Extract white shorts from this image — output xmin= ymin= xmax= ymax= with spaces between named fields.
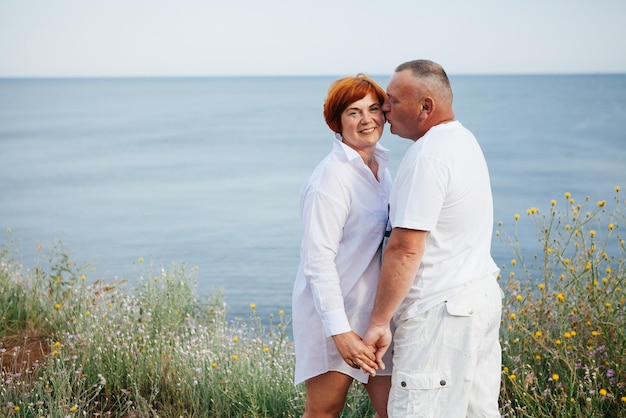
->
xmin=388 ymin=277 xmax=503 ymax=418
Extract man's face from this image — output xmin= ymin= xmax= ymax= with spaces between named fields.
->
xmin=382 ymin=70 xmax=424 ymax=141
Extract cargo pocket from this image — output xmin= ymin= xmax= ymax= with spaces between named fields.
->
xmin=442 ymin=292 xmax=485 ymax=355
xmin=390 ymin=369 xmax=452 ymax=417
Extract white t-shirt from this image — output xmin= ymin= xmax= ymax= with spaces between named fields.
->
xmin=390 ymin=121 xmax=499 ymax=321
xmin=292 ymin=137 xmax=392 ymax=384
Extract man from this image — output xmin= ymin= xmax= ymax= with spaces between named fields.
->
xmin=363 ymin=60 xmax=503 ymax=417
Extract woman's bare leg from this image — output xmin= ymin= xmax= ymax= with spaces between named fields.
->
xmin=303 ymin=371 xmax=353 ymax=418
xmin=364 ymin=375 xmax=392 ymax=418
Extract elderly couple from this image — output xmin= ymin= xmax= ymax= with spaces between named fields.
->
xmin=292 ymin=60 xmax=503 ymax=418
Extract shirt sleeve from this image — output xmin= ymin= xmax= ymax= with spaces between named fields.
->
xmin=300 ymin=188 xmax=352 ymax=337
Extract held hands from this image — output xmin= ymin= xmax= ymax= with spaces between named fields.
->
xmin=362 ymin=323 xmax=392 ymax=371
xmin=332 ymin=331 xmax=379 ymax=376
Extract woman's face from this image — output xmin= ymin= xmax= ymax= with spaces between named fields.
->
xmin=339 ymin=92 xmax=385 ymax=153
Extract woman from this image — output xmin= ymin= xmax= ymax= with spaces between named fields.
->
xmin=292 ymin=74 xmax=392 ymax=418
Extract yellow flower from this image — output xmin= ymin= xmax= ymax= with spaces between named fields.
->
xmin=608 ymin=223 xmax=614 ymax=230
xmin=564 ymin=332 xmax=571 ymax=339
xmin=557 ymin=293 xmax=565 ymax=302
xmin=615 ymin=186 xmax=621 ymax=192
xmin=53 ymin=350 xmax=59 ymax=355
xmin=585 ymin=261 xmax=591 ymax=270
xmin=621 ymin=396 xmax=626 ymax=403
xmin=55 ymin=303 xmax=61 ymax=310
xmin=592 ymin=331 xmax=599 ymax=337
xmin=86 ymin=311 xmax=91 ymax=317
xmin=555 ymin=339 xmax=561 ymax=345
xmin=211 ymin=362 xmax=217 ymax=368
xmin=509 ymin=374 xmax=516 ymax=381
xmin=279 ymin=310 xmax=284 ymax=316
xmin=81 ymin=275 xmax=86 ymax=281
xmin=565 ymin=192 xmax=571 ymax=199
xmin=565 ymin=224 xmax=571 ymax=230
xmin=233 ymin=336 xmax=239 ymax=343
xmin=510 ymin=313 xmax=516 ymax=320
xmin=514 ymin=214 xmax=520 ymax=221
xmin=232 ymin=354 xmax=238 ymax=360
xmin=539 ymin=284 xmax=545 ymax=290
xmin=516 ymin=295 xmax=522 ymax=301
xmin=503 ymin=366 xmax=509 ymax=373
xmin=534 ymin=331 xmax=542 ymax=338
xmin=599 ymin=388 xmax=608 ymax=396
xmin=263 ymin=347 xmax=269 ymax=353
xmin=139 ymin=257 xmax=144 ymax=263
xmin=590 ymin=230 xmax=596 ymax=237
xmin=153 ymin=276 xmax=158 ymax=281
xmin=249 ymin=303 xmax=256 ymax=310
xmin=606 ymin=267 xmax=612 ymax=274
xmin=563 ymin=258 xmax=570 ymax=265
xmin=535 ymin=355 xmax=541 ymax=360
xmin=511 ymin=259 xmax=517 ymax=266
xmin=54 ymin=341 xmax=61 ymax=347
xmin=551 ymin=199 xmax=556 ymax=206
xmin=14 ymin=406 xmax=20 ymax=412
xmin=597 ymin=200 xmax=606 ymax=207
xmin=70 ymin=405 xmax=78 ymax=412
xmin=552 ymin=374 xmax=559 ymax=381
xmin=571 ymin=331 xmax=577 ymax=336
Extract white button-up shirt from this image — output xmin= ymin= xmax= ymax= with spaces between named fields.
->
xmin=292 ymin=137 xmax=391 ymax=384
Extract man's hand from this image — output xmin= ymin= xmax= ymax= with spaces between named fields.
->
xmin=362 ymin=323 xmax=392 ymax=370
xmin=332 ymin=331 xmax=378 ymax=376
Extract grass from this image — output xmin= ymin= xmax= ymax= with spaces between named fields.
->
xmin=1 ymin=187 xmax=624 ymax=417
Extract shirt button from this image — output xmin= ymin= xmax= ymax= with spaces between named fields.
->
xmin=401 ymin=381 xmax=407 ymax=387
xmin=440 ymin=380 xmax=447 ymax=386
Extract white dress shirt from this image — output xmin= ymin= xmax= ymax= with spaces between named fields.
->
xmin=292 ymin=137 xmax=392 ymax=384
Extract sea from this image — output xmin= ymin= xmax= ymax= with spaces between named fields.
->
xmin=1 ymin=74 xmax=625 ymax=322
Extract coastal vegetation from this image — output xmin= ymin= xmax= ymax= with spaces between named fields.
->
xmin=1 ymin=187 xmax=624 ymax=417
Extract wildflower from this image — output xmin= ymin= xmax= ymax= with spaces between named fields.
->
xmin=606 ymin=267 xmax=612 ymax=274
xmin=510 ymin=313 xmax=516 ymax=320
xmin=599 ymin=389 xmax=608 ymax=397
xmin=597 ymin=200 xmax=606 ymax=207
xmin=535 ymin=355 xmax=541 ymax=360
xmin=81 ymin=275 xmax=86 ymax=281
xmin=211 ymin=362 xmax=217 ymax=368
xmin=70 ymin=405 xmax=78 ymax=412
xmin=279 ymin=310 xmax=284 ymax=316
xmin=592 ymin=331 xmax=599 ymax=337
xmin=551 ymin=199 xmax=556 ymax=206
xmin=585 ymin=261 xmax=592 ymax=270
xmin=534 ymin=331 xmax=542 ymax=338
xmin=564 ymin=332 xmax=571 ymax=339
xmin=249 ymin=303 xmax=256 ymax=310
xmin=563 ymin=258 xmax=570 ymax=265
xmin=7 ymin=227 xmax=11 ymax=233
xmin=55 ymin=303 xmax=61 ymax=309
xmin=605 ymin=302 xmax=611 ymax=308
xmin=153 ymin=276 xmax=158 ymax=281
xmin=565 ymin=192 xmax=571 ymax=199
xmin=516 ymin=295 xmax=522 ymax=301
xmin=14 ymin=406 xmax=20 ymax=412
xmin=232 ymin=354 xmax=238 ymax=360
xmin=546 ymin=248 xmax=553 ymax=254
xmin=509 ymin=374 xmax=516 ymax=380
xmin=621 ymin=396 xmax=626 ymax=403
xmin=590 ymin=230 xmax=596 ymax=237
xmin=557 ymin=293 xmax=565 ymax=302
xmin=565 ymin=224 xmax=572 ymax=230
xmin=86 ymin=311 xmax=91 ymax=316
xmin=511 ymin=259 xmax=517 ymax=266
xmin=608 ymin=223 xmax=614 ymax=230
xmin=539 ymin=284 xmax=545 ymax=290
xmin=514 ymin=214 xmax=520 ymax=220
xmin=233 ymin=336 xmax=239 ymax=343
xmin=54 ymin=341 xmax=61 ymax=347
xmin=615 ymin=186 xmax=620 ymax=192
xmin=571 ymin=331 xmax=576 ymax=336
xmin=552 ymin=374 xmax=559 ymax=381
xmin=503 ymin=366 xmax=509 ymax=373
xmin=263 ymin=347 xmax=269 ymax=353
xmin=555 ymin=339 xmax=561 ymax=345
xmin=53 ymin=350 xmax=59 ymax=355
xmin=139 ymin=257 xmax=144 ymax=263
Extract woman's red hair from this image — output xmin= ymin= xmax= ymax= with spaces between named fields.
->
xmin=323 ymin=74 xmax=386 ymax=134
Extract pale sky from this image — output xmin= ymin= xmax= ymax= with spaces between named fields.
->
xmin=1 ymin=0 xmax=625 ymax=78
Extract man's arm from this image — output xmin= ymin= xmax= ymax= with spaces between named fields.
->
xmin=363 ymin=227 xmax=427 ymax=368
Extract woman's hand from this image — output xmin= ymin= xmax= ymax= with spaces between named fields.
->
xmin=332 ymin=331 xmax=378 ymax=376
